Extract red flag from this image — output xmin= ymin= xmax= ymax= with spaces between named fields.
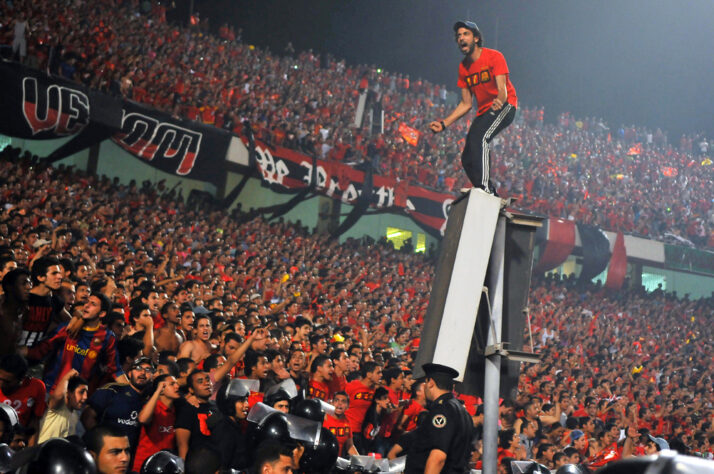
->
xmin=627 ymin=143 xmax=642 ymax=155
xmin=399 ymin=123 xmax=420 ymax=147
xmin=605 ymin=232 xmax=627 ymax=290
xmin=661 ymin=166 xmax=678 ymax=177
xmin=588 ymin=312 xmax=600 ymax=336
xmin=533 ymin=219 xmax=575 ymax=274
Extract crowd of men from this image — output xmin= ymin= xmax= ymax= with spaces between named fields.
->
xmin=0 ymin=143 xmax=712 ymax=473
xmin=1 ymin=0 xmax=714 ymax=473
xmin=3 ymin=0 xmax=714 ymax=250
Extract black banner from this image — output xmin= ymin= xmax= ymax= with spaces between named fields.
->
xmin=0 ymin=63 xmax=229 ymax=185
xmin=110 ymin=101 xmax=230 ymax=185
xmin=578 ymin=223 xmax=611 ymax=282
xmin=0 ymin=62 xmax=117 ymax=139
xmin=0 ymin=63 xmax=455 ymax=234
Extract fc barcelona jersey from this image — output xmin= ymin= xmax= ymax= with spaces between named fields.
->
xmin=28 ymin=323 xmax=123 ymax=393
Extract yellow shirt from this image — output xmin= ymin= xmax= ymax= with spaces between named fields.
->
xmin=37 ymin=402 xmax=79 ymax=443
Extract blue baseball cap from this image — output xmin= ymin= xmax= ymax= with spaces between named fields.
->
xmin=454 ymin=20 xmax=481 ymax=36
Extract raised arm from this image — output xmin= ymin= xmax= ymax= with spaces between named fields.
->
xmin=48 ymin=368 xmax=78 ymax=410
xmin=429 ymin=87 xmax=473 ymax=133
xmin=137 ymin=313 xmax=156 ymax=357
xmin=213 ymin=328 xmax=266 ymax=381
xmin=138 ymin=380 xmax=166 ymax=424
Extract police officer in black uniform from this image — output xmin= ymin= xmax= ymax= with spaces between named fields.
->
xmin=404 ymin=363 xmax=473 ymax=474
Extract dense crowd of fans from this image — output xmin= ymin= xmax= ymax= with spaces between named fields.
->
xmin=3 ymin=0 xmax=714 ymax=250
xmin=2 ymin=1 xmax=714 ymax=473
xmin=0 ymin=143 xmax=712 ymax=473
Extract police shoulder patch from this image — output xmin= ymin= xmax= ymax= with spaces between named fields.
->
xmin=432 ymin=414 xmax=447 ymax=428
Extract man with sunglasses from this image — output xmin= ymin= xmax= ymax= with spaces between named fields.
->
xmin=430 ymin=20 xmax=518 ymax=195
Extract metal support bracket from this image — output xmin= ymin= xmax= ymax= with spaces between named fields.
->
xmin=485 ymin=342 xmax=541 ymax=364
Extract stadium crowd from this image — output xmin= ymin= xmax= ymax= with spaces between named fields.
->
xmin=3 ymin=0 xmax=714 ymax=250
xmin=0 ymin=142 xmax=712 ymax=473
xmin=1 ymin=0 xmax=714 ymax=473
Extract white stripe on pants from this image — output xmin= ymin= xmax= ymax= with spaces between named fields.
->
xmin=480 ymin=104 xmax=513 ymax=189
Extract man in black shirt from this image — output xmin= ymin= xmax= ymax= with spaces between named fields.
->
xmin=0 ymin=268 xmax=31 ymax=355
xmin=81 ymin=357 xmax=154 ymax=452
xmin=175 ymin=369 xmax=216 ymax=460
xmin=22 ymin=257 xmax=68 ymax=347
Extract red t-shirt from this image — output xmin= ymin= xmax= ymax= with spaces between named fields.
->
xmin=457 ymin=48 xmax=518 ymax=116
xmin=401 ymin=399 xmax=425 ymax=432
xmin=323 ymin=413 xmax=352 ymax=456
xmin=345 ymin=380 xmax=374 ymax=433
xmin=381 ymin=387 xmax=401 ymax=438
xmin=0 ymin=377 xmax=47 ymax=426
xmin=498 ymin=447 xmax=516 ymax=463
xmin=308 ymin=379 xmax=330 ymax=401
xmin=248 ymin=391 xmax=264 ymax=409
xmin=132 ymin=399 xmax=176 ymax=472
xmin=327 ymin=373 xmax=346 ymax=399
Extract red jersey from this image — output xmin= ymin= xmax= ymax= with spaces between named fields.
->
xmin=381 ymin=387 xmax=401 ymax=438
xmin=457 ymin=48 xmax=518 ymax=116
xmin=308 ymin=379 xmax=330 ymax=401
xmin=132 ymin=400 xmax=176 ymax=472
xmin=0 ymin=377 xmax=47 ymax=426
xmin=401 ymin=399 xmax=425 ymax=432
xmin=323 ymin=413 xmax=351 ymax=456
xmin=248 ymin=391 xmax=264 ymax=409
xmin=327 ymin=373 xmax=346 ymax=399
xmin=498 ymin=448 xmax=516 ymax=463
xmin=345 ymin=379 xmax=374 ymax=433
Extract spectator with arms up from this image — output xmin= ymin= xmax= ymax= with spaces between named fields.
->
xmin=25 ymin=293 xmax=126 ymax=393
xmin=37 ymin=369 xmax=88 ymax=442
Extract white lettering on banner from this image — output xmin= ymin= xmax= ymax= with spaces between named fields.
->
xmin=326 ymin=178 xmax=340 ymax=197
xmin=299 ymin=161 xmax=327 ymax=189
xmin=255 ymin=147 xmax=288 ymax=184
xmin=318 ymin=167 xmax=327 ymax=188
xmin=375 ymin=186 xmax=394 ymax=208
xmin=342 ymin=184 xmax=358 ymax=203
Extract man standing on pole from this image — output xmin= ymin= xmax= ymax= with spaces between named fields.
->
xmin=430 ymin=20 xmax=518 ymax=195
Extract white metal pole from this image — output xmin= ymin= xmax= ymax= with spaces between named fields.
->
xmin=482 ymin=214 xmax=506 ymax=474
